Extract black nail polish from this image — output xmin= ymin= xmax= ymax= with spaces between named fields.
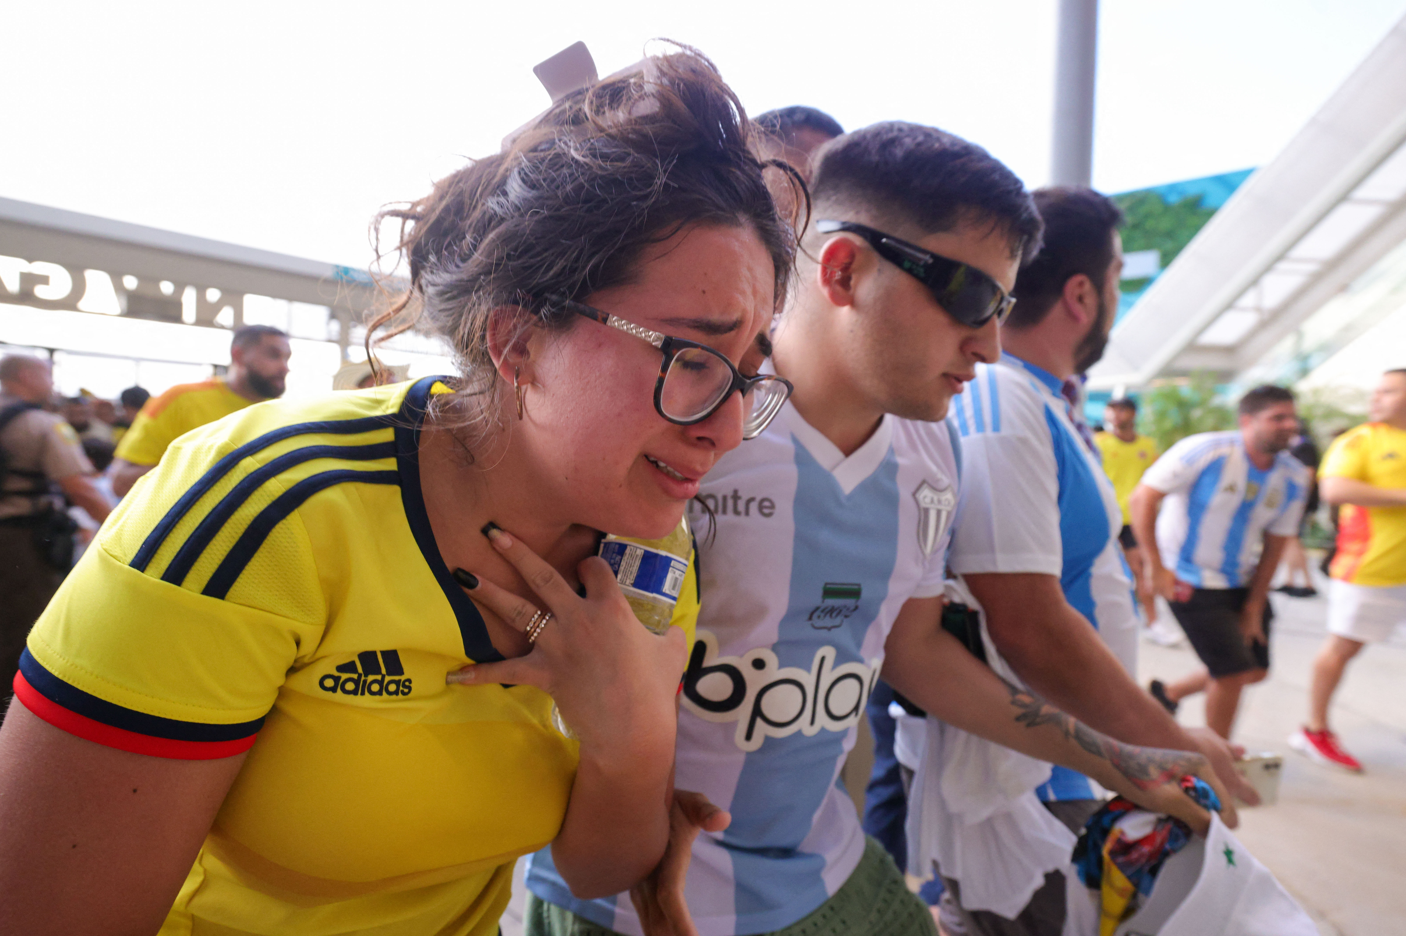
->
xmin=480 ymin=522 xmax=501 ymax=538
xmin=452 ymin=568 xmax=479 ymax=589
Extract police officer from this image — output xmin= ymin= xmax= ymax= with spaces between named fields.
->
xmin=0 ymin=354 xmax=111 ymax=701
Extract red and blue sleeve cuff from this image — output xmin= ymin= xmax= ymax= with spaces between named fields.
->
xmin=14 ymin=649 xmax=264 ymax=760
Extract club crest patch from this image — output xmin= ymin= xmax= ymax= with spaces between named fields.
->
xmin=913 ymin=480 xmax=956 ymax=556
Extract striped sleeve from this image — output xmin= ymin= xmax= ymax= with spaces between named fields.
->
xmin=1269 ymin=462 xmax=1310 ymax=537
xmin=18 ymin=545 xmax=316 ymax=759
xmin=1141 ymin=434 xmax=1223 ymax=494
xmin=21 ymin=404 xmax=401 ymax=759
xmin=948 ymin=374 xmax=1063 ymax=577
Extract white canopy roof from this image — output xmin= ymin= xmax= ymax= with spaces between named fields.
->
xmin=1089 ymin=14 xmax=1406 ymax=390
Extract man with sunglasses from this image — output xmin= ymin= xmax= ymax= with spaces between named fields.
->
xmin=929 ymin=187 xmax=1255 ymax=935
xmin=525 ymin=126 xmax=1232 ymax=936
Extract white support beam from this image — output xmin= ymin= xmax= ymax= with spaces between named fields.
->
xmin=0 ymin=197 xmax=383 ymax=317
xmin=1231 ymin=195 xmax=1406 ymax=373
xmin=1051 ymin=0 xmax=1099 ymax=187
xmin=1164 ymin=346 xmax=1238 ymax=376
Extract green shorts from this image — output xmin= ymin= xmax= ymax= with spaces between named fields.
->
xmin=524 ymin=835 xmax=936 ymax=936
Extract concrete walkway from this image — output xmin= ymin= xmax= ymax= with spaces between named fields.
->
xmin=1139 ymin=574 xmax=1406 ymax=936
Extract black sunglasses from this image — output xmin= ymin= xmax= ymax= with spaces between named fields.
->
xmin=548 ymin=296 xmax=793 ymax=441
xmin=815 ymin=220 xmax=1016 ymax=328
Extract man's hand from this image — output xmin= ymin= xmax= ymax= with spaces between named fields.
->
xmin=1239 ymin=602 xmax=1267 ymax=647
xmin=628 ymin=791 xmax=730 ymax=936
xmin=1185 ymin=726 xmax=1259 ymax=810
xmin=1149 ymin=565 xmax=1181 ymax=603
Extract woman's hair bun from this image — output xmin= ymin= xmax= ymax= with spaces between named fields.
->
xmin=367 ymin=43 xmax=801 ymax=444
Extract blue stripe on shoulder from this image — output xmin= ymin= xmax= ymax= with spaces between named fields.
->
xmin=946 ymin=419 xmax=963 ymax=485
xmin=131 ymin=414 xmax=399 ymax=572
xmin=969 ymin=376 xmax=987 ymax=433
xmin=202 ymin=468 xmax=401 ymax=599
xmin=1178 ymin=435 xmax=1233 ymax=467
xmin=986 ymin=367 xmax=1001 ymax=432
xmin=953 ymin=393 xmax=971 ymax=436
xmin=159 ymin=440 xmax=398 ymax=587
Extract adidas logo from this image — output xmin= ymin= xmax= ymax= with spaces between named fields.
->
xmin=318 ymin=650 xmax=413 ymax=697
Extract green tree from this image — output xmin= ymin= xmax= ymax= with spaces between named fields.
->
xmin=1113 ymin=191 xmax=1220 ymax=293
xmin=1140 ymin=373 xmax=1236 ymax=453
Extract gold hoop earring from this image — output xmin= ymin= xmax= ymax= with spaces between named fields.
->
xmin=513 ymin=366 xmax=524 ymax=421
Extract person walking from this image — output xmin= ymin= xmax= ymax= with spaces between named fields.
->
xmin=935 ymin=187 xmax=1249 ymax=936
xmin=1291 ymin=369 xmax=1406 ymax=772
xmin=1132 ymin=386 xmax=1310 ymax=739
xmin=1095 ymin=397 xmax=1160 ymax=624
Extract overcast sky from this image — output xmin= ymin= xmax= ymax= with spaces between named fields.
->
xmin=4 ymin=0 xmax=1405 ymax=270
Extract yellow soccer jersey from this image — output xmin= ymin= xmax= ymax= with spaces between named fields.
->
xmin=18 ymin=377 xmax=699 ymax=936
xmin=114 ymin=377 xmax=255 ymax=466
xmin=1095 ymin=431 xmax=1159 ymax=525
xmin=1322 ymin=422 xmax=1406 ymax=587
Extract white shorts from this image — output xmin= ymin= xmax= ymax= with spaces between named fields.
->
xmin=1327 ymin=579 xmax=1406 ymax=644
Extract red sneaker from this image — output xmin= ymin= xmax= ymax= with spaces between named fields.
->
xmin=1290 ymin=728 xmax=1364 ymax=772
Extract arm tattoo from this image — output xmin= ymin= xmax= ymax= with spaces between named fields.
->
xmin=999 ymin=677 xmax=1198 ymax=791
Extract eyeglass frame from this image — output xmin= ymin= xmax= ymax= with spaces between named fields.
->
xmin=814 ymin=220 xmax=1017 ymax=328
xmin=544 ymin=294 xmax=794 ymax=440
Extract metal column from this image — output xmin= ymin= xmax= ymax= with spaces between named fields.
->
xmin=1051 ymin=0 xmax=1099 ymax=187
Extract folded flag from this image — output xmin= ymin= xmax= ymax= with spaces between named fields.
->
xmin=1074 ymin=777 xmax=1221 ymax=936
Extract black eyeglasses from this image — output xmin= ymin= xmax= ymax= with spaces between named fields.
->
xmin=815 ymin=220 xmax=1016 ymax=328
xmin=549 ymin=296 xmax=793 ymax=441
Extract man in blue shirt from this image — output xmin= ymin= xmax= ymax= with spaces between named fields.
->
xmin=939 ymin=188 xmax=1255 ymax=935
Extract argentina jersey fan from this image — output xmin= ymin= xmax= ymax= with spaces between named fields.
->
xmin=946 ymin=353 xmax=1138 ymax=803
xmin=527 ymin=400 xmax=961 ymax=936
xmin=16 ymin=377 xmax=697 ymax=936
xmin=1141 ymin=431 xmax=1310 ymax=588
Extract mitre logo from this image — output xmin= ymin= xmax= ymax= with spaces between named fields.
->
xmin=681 ymin=630 xmax=879 ymax=752
xmin=319 ymin=650 xmax=413 ymax=698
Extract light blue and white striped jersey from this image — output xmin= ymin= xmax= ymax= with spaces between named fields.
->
xmin=526 ymin=401 xmax=960 ymax=936
xmin=1142 ymin=431 xmax=1309 ymax=589
xmin=946 ymin=354 xmax=1139 ymax=803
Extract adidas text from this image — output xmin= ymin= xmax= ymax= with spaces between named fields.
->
xmin=319 ymin=650 xmax=413 ymax=698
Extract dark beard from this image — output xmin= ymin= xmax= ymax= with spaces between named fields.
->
xmin=1073 ymin=294 xmax=1114 ymax=374
xmin=245 ymin=370 xmax=285 ymax=400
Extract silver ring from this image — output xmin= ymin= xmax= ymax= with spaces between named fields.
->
xmin=525 ymin=610 xmax=553 ymax=644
